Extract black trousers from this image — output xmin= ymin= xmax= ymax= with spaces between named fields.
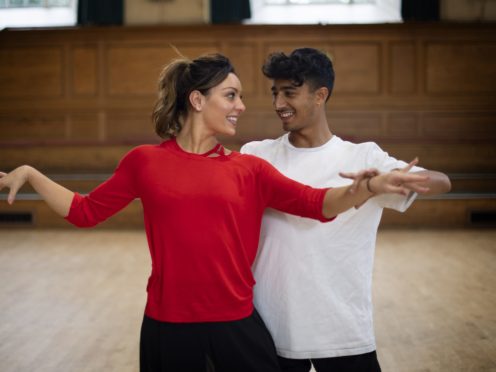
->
xmin=278 ymin=351 xmax=381 ymax=372
xmin=140 ymin=310 xmax=281 ymax=372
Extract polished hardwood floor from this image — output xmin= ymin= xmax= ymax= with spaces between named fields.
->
xmin=0 ymin=229 xmax=495 ymax=372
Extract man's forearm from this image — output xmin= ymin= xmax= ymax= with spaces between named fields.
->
xmin=413 ymin=170 xmax=451 ymax=196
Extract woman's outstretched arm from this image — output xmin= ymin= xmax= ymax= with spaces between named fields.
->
xmin=0 ymin=165 xmax=74 ymax=217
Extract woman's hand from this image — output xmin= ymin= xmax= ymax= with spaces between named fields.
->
xmin=1 ymin=166 xmax=73 ymax=216
xmin=0 ymin=165 xmax=31 ymax=204
xmin=339 ymin=168 xmax=380 ymax=194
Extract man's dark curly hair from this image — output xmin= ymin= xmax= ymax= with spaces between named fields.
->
xmin=262 ymin=48 xmax=335 ymax=101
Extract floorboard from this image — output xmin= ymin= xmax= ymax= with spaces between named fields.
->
xmin=0 ymin=229 xmax=494 ymax=372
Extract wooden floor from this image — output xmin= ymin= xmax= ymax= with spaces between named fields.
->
xmin=0 ymin=229 xmax=495 ymax=372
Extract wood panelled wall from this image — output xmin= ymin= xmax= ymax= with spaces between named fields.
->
xmin=0 ymin=24 xmax=495 ymax=174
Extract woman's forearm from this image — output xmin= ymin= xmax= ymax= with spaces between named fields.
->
xmin=322 ymin=179 xmax=373 ymax=218
xmin=10 ymin=165 xmax=74 ymax=217
xmin=27 ymin=166 xmax=74 ymax=217
xmin=413 ymin=170 xmax=451 ymax=196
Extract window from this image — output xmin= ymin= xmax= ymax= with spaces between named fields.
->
xmin=265 ymin=0 xmax=374 ymax=4
xmin=0 ymin=0 xmax=71 ymax=8
xmin=247 ymin=0 xmax=401 ymax=24
xmin=0 ymin=0 xmax=76 ymax=28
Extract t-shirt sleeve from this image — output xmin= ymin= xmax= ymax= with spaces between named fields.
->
xmin=365 ymin=142 xmax=425 ymax=212
xmin=65 ymin=148 xmax=140 ymax=227
xmin=255 ymin=157 xmax=333 ymax=223
xmin=240 ymin=141 xmax=259 ymax=156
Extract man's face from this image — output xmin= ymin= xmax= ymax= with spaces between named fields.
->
xmin=271 ymin=79 xmax=320 ymax=132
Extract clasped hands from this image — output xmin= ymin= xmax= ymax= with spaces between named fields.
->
xmin=339 ymin=158 xmax=430 ymax=197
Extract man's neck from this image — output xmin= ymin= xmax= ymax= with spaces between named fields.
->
xmin=288 ymin=124 xmax=333 ymax=148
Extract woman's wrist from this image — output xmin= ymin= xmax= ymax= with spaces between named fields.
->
xmin=20 ymin=165 xmax=32 ymax=183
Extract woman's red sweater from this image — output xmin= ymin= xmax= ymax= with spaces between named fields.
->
xmin=66 ymin=139 xmax=331 ymax=323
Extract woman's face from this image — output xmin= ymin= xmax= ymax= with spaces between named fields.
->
xmin=200 ymin=73 xmax=246 ymax=136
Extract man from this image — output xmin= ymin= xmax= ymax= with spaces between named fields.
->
xmin=241 ymin=48 xmax=451 ymax=372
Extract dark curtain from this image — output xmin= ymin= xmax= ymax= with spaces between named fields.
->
xmin=401 ymin=0 xmax=440 ymax=22
xmin=211 ymin=0 xmax=251 ymax=24
xmin=77 ymin=0 xmax=124 ymax=26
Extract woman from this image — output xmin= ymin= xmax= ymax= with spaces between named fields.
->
xmin=0 ymin=54 xmax=428 ymax=372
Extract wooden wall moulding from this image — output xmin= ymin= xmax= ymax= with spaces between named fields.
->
xmin=69 ymin=113 xmax=101 ymax=141
xmin=388 ymin=41 xmax=417 ymax=95
xmin=106 ymin=110 xmax=157 ymax=142
xmin=421 ymin=112 xmax=496 ymax=142
xmin=224 ymin=42 xmax=259 ymax=96
xmin=425 ymin=41 xmax=496 ymax=95
xmin=386 ymin=113 xmax=419 ymax=138
xmin=0 ymin=23 xmax=495 ymax=175
xmin=0 ymin=46 xmax=64 ymax=98
xmin=327 ymin=112 xmax=384 ymax=139
xmin=105 ymin=42 xmax=221 ymax=97
xmin=0 ymin=145 xmax=135 ymax=172
xmin=381 ymin=143 xmax=496 ymax=173
xmin=70 ymin=45 xmax=99 ymax=97
xmin=330 ymin=42 xmax=382 ymax=95
xmin=0 ymin=113 xmax=67 ymax=142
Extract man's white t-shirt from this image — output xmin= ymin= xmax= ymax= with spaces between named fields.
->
xmin=241 ymin=134 xmax=423 ymax=359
